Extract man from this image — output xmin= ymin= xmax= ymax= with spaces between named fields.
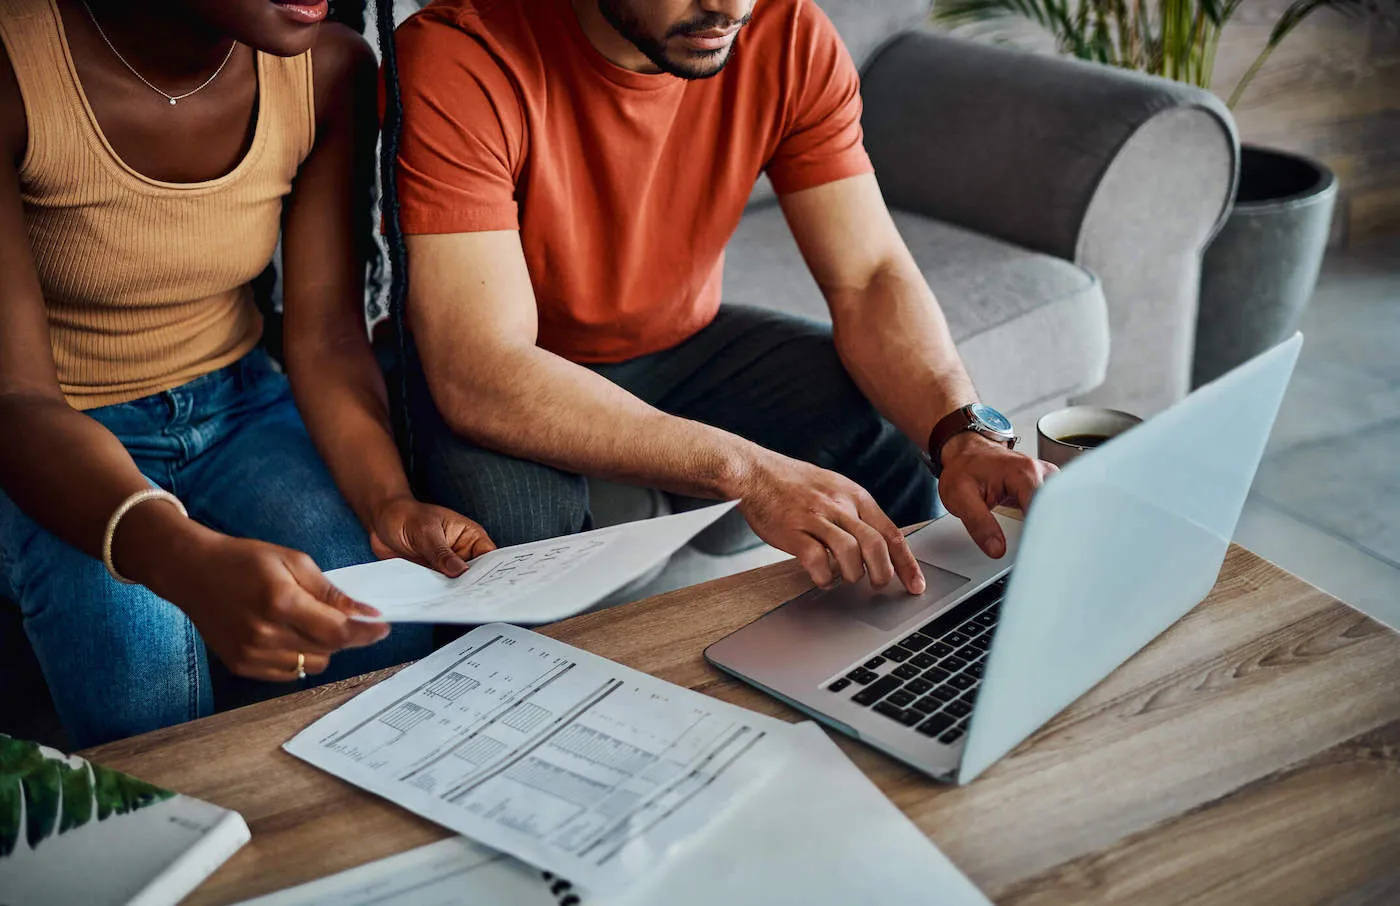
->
xmin=389 ymin=0 xmax=1056 ymax=595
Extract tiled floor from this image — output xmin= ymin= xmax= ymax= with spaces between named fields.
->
xmin=1235 ymin=237 xmax=1400 ymax=631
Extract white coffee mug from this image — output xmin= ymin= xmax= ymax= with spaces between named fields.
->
xmin=1036 ymin=406 xmax=1143 ymax=468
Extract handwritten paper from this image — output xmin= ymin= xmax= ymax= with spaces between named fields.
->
xmin=327 ymin=503 xmax=738 ymax=625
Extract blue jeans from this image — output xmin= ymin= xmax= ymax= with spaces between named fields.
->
xmin=0 ymin=350 xmax=432 ymax=748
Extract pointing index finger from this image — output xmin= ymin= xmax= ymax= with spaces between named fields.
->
xmin=857 ymin=497 xmax=925 ymax=594
xmin=940 ymin=479 xmax=1008 ymax=559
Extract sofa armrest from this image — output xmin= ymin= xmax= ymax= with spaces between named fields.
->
xmin=861 ymin=29 xmax=1238 ymax=415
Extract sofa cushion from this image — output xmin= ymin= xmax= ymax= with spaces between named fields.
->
xmin=721 ymin=205 xmax=1110 ymax=415
xmin=810 ymin=0 xmax=928 ymax=70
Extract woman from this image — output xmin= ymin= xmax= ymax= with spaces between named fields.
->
xmin=0 ymin=0 xmax=494 ymax=748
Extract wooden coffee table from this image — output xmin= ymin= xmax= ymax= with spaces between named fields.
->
xmin=84 ymin=544 xmax=1400 ymax=905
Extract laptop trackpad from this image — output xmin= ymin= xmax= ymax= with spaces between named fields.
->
xmin=805 ymin=561 xmax=971 ymax=631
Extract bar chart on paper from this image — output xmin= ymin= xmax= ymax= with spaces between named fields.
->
xmin=284 ymin=623 xmax=791 ymax=896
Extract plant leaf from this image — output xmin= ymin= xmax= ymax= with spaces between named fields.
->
xmin=0 ymin=775 xmax=19 ymax=858
xmin=92 ymin=763 xmax=173 ymax=822
xmin=1268 ymin=0 xmax=1333 ymax=46
xmin=0 ymin=735 xmax=175 ymax=856
xmin=58 ymin=761 xmax=93 ymax=834
xmin=0 ymin=734 xmax=45 ymax=776
xmin=21 ymin=760 xmax=60 ymax=850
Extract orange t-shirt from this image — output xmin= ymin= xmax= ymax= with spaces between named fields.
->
xmin=393 ymin=0 xmax=873 ymax=363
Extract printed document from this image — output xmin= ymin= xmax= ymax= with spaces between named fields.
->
xmin=327 ymin=502 xmax=738 ymax=624
xmin=233 ymin=837 xmax=555 ymax=906
xmin=255 ymin=723 xmax=989 ymax=906
xmin=282 ymin=623 xmax=791 ymax=898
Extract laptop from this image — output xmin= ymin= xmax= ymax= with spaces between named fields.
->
xmin=705 ymin=335 xmax=1302 ymax=784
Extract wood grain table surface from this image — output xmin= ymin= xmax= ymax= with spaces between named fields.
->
xmin=84 ymin=544 xmax=1400 ymax=905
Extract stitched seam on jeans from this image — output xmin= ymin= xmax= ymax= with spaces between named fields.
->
xmin=186 ymin=616 xmax=201 ymax=721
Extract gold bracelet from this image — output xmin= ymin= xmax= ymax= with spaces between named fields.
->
xmin=102 ymin=488 xmax=188 ymax=585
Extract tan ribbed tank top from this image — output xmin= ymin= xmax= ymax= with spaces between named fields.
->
xmin=0 ymin=0 xmax=315 ymax=409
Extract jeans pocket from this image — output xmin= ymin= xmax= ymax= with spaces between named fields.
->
xmin=0 ymin=486 xmax=47 ymax=605
xmin=0 ymin=498 xmax=17 ymax=601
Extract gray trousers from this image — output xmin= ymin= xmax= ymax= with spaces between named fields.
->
xmin=402 ymin=306 xmax=937 ymax=548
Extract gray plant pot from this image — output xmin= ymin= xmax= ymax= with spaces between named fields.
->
xmin=1192 ymin=145 xmax=1338 ymax=387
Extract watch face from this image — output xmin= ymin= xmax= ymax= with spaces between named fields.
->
xmin=969 ymin=403 xmax=1013 ymax=435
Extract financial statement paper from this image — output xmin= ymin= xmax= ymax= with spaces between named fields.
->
xmin=326 ymin=502 xmax=738 ymax=624
xmin=282 ymin=622 xmax=792 ymax=897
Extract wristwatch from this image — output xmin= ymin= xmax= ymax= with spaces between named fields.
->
xmin=924 ymin=403 xmax=1018 ymax=478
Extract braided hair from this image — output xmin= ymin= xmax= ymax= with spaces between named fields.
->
xmin=326 ymin=0 xmax=389 ymax=330
xmin=326 ymin=1 xmax=366 ymax=32
xmin=254 ymin=1 xmax=387 ymax=368
xmin=328 ymin=0 xmax=412 ymax=472
xmin=372 ymin=0 xmax=415 ymax=473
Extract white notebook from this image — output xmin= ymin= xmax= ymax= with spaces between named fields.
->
xmin=247 ymin=722 xmax=988 ymax=906
xmin=0 ymin=734 xmax=250 ymax=906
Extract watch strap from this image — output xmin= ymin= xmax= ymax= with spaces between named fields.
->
xmin=925 ymin=404 xmax=1014 ymax=478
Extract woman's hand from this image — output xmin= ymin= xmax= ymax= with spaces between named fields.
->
xmin=155 ymin=530 xmax=392 ymax=683
xmin=368 ymin=496 xmax=497 ymax=577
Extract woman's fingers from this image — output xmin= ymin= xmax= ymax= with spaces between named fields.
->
xmin=276 ymin=552 xmax=390 ymax=650
xmin=237 ymin=648 xmax=333 ymax=683
xmin=251 ymin=622 xmax=338 ymax=659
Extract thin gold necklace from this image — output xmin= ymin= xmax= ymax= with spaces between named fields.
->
xmin=80 ymin=1 xmax=238 ymax=106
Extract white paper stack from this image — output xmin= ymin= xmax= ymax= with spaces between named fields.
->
xmin=264 ymin=620 xmax=988 ymax=906
xmin=248 ymin=722 xmax=986 ymax=905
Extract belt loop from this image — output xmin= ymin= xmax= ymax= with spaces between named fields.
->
xmin=236 ymin=347 xmax=261 ymax=395
xmin=165 ymin=386 xmax=191 ymax=425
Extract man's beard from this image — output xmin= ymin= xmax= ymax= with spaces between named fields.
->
xmin=597 ymin=0 xmax=749 ymax=80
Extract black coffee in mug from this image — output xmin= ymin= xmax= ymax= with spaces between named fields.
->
xmin=1058 ymin=433 xmax=1111 ymax=448
xmin=1037 ymin=406 xmax=1143 ymax=467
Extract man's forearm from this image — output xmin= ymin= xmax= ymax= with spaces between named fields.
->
xmin=427 ymin=342 xmax=765 ymax=500
xmin=830 ymin=258 xmax=980 ymax=450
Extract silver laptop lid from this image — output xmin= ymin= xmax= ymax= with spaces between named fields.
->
xmin=958 ymin=335 xmax=1303 ymax=783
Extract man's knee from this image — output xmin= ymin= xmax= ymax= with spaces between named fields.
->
xmin=827 ymin=407 xmax=938 ymax=529
xmin=414 ymin=436 xmax=589 ymax=548
xmin=399 ymin=349 xmax=589 ymax=548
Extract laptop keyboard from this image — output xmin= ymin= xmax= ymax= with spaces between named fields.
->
xmin=825 ymin=575 xmax=1006 ymax=745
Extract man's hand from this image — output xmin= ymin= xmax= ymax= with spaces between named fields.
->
xmin=369 ymin=496 xmax=497 ymax=577
xmin=735 ymin=451 xmax=927 ymax=594
xmin=157 ymin=532 xmax=392 ymax=682
xmin=937 ymin=433 xmax=1057 ymax=558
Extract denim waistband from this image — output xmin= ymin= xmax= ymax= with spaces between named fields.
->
xmin=82 ymin=347 xmax=284 ymax=445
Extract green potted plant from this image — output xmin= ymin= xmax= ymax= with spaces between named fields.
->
xmin=930 ymin=0 xmax=1398 ymax=386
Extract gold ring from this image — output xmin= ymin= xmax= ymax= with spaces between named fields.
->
xmin=296 ymin=651 xmax=307 ymax=680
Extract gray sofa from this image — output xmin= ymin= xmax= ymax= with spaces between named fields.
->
xmin=591 ymin=4 xmax=1239 ymax=594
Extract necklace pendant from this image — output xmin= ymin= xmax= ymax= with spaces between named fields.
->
xmin=169 ymin=98 xmax=177 ymax=106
